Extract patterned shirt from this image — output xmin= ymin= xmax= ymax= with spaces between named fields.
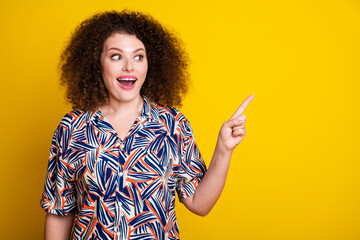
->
xmin=40 ymin=96 xmax=206 ymax=240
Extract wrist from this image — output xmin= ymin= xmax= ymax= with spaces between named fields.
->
xmin=214 ymin=141 xmax=233 ymax=159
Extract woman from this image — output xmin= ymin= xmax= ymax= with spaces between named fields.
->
xmin=41 ymin=10 xmax=253 ymax=240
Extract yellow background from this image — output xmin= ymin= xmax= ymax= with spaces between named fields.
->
xmin=0 ymin=0 xmax=359 ymax=239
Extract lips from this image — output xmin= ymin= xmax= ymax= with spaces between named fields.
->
xmin=117 ymin=75 xmax=137 ymax=89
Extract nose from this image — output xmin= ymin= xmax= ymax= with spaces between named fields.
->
xmin=122 ymin=58 xmax=134 ymax=72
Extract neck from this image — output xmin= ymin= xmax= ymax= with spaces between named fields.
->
xmin=100 ymin=95 xmax=143 ymax=116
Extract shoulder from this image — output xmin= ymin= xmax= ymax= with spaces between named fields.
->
xmin=52 ymin=109 xmax=97 ymax=147
xmin=148 ymin=102 xmax=196 ymax=138
xmin=57 ymin=109 xmax=96 ymax=130
xmin=150 ymin=102 xmax=188 ymax=124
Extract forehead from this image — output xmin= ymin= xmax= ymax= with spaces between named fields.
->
xmin=103 ymin=33 xmax=145 ymax=51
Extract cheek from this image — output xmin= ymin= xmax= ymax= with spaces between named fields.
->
xmin=102 ymin=63 xmax=116 ymax=78
xmin=142 ymin=66 xmax=148 ymax=77
xmin=141 ymin=62 xmax=149 ymax=77
xmin=100 ymin=59 xmax=108 ymax=77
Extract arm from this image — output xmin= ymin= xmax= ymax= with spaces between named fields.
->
xmin=44 ymin=212 xmax=75 ymax=240
xmin=183 ymin=95 xmax=254 ymax=216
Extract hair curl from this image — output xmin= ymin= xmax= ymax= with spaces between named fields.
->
xmin=60 ymin=10 xmax=190 ymax=111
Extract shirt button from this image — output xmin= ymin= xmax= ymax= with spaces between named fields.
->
xmin=119 ymin=172 xmax=123 ymax=177
xmin=117 ymin=232 xmax=121 ymax=236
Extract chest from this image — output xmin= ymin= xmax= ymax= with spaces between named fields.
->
xmin=68 ymin=120 xmax=181 ymax=191
xmin=105 ymin=112 xmax=138 ymax=141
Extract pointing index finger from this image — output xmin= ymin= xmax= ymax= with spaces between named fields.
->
xmin=231 ymin=95 xmax=255 ymax=120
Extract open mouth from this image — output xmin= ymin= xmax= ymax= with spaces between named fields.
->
xmin=117 ymin=77 xmax=137 ymax=87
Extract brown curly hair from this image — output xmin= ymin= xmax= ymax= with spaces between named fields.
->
xmin=59 ymin=10 xmax=190 ymax=110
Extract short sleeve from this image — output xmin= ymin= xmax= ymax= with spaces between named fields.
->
xmin=40 ymin=119 xmax=77 ymax=216
xmin=176 ymin=118 xmax=207 ymax=202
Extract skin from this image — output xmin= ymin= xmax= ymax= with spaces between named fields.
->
xmin=182 ymin=95 xmax=254 ymax=216
xmin=99 ymin=33 xmax=148 ymax=140
xmin=44 ymin=212 xmax=74 ymax=239
xmin=44 ymin=32 xmax=254 ymax=239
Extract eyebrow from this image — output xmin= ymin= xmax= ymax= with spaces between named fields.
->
xmin=108 ymin=47 xmax=145 ymax=53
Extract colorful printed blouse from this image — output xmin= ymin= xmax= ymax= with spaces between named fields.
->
xmin=40 ymin=96 xmax=206 ymax=240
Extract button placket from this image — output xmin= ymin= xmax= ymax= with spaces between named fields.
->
xmin=114 ymin=141 xmax=125 ymax=239
xmin=113 ymin=200 xmax=121 ymax=239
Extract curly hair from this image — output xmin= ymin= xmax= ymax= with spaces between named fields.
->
xmin=59 ymin=10 xmax=190 ymax=110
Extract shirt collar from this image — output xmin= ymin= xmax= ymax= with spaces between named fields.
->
xmin=88 ymin=95 xmax=160 ymax=125
xmin=141 ymin=95 xmax=159 ymax=122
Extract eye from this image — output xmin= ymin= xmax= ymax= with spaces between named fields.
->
xmin=111 ymin=54 xmax=121 ymax=60
xmin=134 ymin=55 xmax=144 ymax=61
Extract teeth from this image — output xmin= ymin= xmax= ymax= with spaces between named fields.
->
xmin=118 ymin=78 xmax=136 ymax=81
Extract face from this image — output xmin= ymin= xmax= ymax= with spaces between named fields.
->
xmin=100 ymin=33 xmax=148 ymax=105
